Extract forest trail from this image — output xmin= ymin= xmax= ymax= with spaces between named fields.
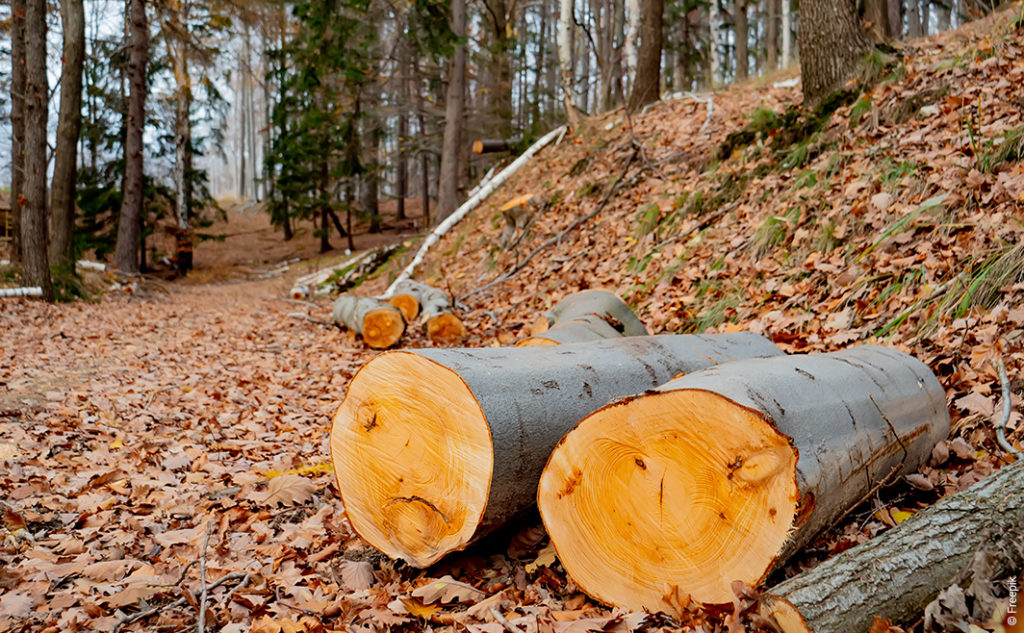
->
xmin=2 ymin=8 xmax=1023 ymax=633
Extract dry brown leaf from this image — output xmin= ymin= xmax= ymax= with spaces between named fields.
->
xmin=81 ymin=559 xmax=138 ymax=582
xmin=336 ymin=560 xmax=375 ymax=591
xmin=259 ymin=474 xmax=318 ymax=506
xmin=0 ymin=591 xmax=36 ymax=618
xmin=412 ymin=575 xmax=486 ymax=604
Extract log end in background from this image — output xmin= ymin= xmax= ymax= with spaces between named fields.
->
xmin=331 ymin=351 xmax=493 ymax=567
xmin=362 ymin=308 xmax=406 ymax=349
xmin=538 ymin=389 xmax=799 ymax=610
xmin=388 ymin=293 xmax=420 ymax=322
xmin=426 ymin=313 xmax=467 ymax=345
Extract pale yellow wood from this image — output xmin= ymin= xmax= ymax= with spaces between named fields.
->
xmin=426 ymin=312 xmax=467 ymax=345
xmin=362 ymin=308 xmax=406 ymax=349
xmin=331 ymin=352 xmax=492 ymax=567
xmin=388 ymin=293 xmax=420 ymax=322
xmin=538 ymin=389 xmax=799 ymax=610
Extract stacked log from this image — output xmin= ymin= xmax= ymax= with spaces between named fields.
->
xmin=519 ymin=289 xmax=647 ymax=346
xmin=331 ymin=294 xmax=406 ymax=349
xmin=387 ymin=280 xmax=466 ymax=345
xmin=330 ymin=333 xmax=784 ymax=567
xmin=537 ymin=346 xmax=949 ymax=610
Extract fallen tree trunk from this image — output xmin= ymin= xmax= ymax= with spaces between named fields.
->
xmin=384 ymin=125 xmax=567 ymax=298
xmin=387 ymin=280 xmax=466 ymax=345
xmin=331 ymin=333 xmax=784 ymax=568
xmin=331 ymin=294 xmax=406 ymax=349
xmin=519 ymin=289 xmax=647 ymax=346
xmin=761 ymin=457 xmax=1024 ymax=633
xmin=290 ymin=250 xmax=368 ymax=298
xmin=473 ymin=138 xmax=519 ymax=154
xmin=538 ymin=346 xmax=949 ymax=610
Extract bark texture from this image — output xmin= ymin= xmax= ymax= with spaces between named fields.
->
xmin=762 ymin=458 xmax=1024 ymax=633
xmin=799 ymin=0 xmax=872 ymax=105
xmin=735 ymin=0 xmax=749 ymax=79
xmin=50 ymin=0 xmax=86 ymax=274
xmin=435 ymin=0 xmax=467 ymax=224
xmin=538 ymin=346 xmax=949 ymax=609
xmin=627 ymin=0 xmax=663 ymax=110
xmin=9 ymin=0 xmax=26 ymax=265
xmin=115 ymin=0 xmax=149 ymax=274
xmin=21 ymin=0 xmax=53 ymax=301
xmin=331 ymin=294 xmax=406 ymax=349
xmin=331 ymin=333 xmax=784 ymax=567
xmin=557 ymin=0 xmax=581 ymax=128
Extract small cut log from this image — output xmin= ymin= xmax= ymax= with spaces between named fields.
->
xmin=761 ymin=457 xmax=1024 ymax=633
xmin=331 ymin=294 xmax=406 ymax=349
xmin=537 ymin=346 xmax=949 ymax=610
xmin=519 ymin=289 xmax=647 ymax=346
xmin=387 ymin=280 xmax=466 ymax=345
xmin=331 ymin=333 xmax=784 ymax=568
xmin=473 ymin=138 xmax=519 ymax=154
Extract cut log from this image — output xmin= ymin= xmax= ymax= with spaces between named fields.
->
xmin=331 ymin=333 xmax=784 ymax=568
xmin=537 ymin=346 xmax=949 ymax=610
xmin=761 ymin=458 xmax=1024 ymax=633
xmin=498 ymin=194 xmax=543 ymax=249
xmin=387 ymin=294 xmax=420 ymax=322
xmin=387 ymin=280 xmax=465 ymax=345
xmin=473 ymin=138 xmax=519 ymax=154
xmin=520 ymin=289 xmax=647 ymax=346
xmin=331 ymin=294 xmax=406 ymax=349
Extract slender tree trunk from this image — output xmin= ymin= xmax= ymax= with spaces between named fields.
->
xmin=396 ymin=37 xmax=409 ymax=221
xmin=244 ymin=24 xmax=258 ymax=200
xmin=611 ymin=0 xmax=625 ymax=104
xmin=361 ymin=107 xmax=381 ymax=235
xmin=766 ymin=0 xmax=778 ymax=70
xmin=115 ymin=0 xmax=148 ymax=274
xmin=936 ymin=0 xmax=950 ymax=31
xmin=51 ymin=0 xmax=86 ymax=275
xmin=21 ymin=0 xmax=53 ymax=300
xmin=709 ymin=0 xmax=722 ymax=84
xmin=558 ymin=0 xmax=582 ymax=128
xmin=907 ymin=0 xmax=921 ymax=36
xmin=781 ymin=0 xmax=792 ymax=67
xmin=9 ymin=0 xmax=26 ymax=267
xmin=628 ymin=0 xmax=663 ymax=110
xmin=922 ymin=0 xmax=933 ymax=33
xmin=735 ymin=0 xmax=749 ymax=79
xmin=800 ymin=0 xmax=872 ymax=105
xmin=535 ymin=4 xmax=548 ymax=122
xmin=436 ymin=0 xmax=466 ymax=224
xmin=624 ymin=0 xmax=640 ymax=92
xmin=888 ymin=0 xmax=902 ymax=38
xmin=171 ymin=34 xmax=193 ymax=276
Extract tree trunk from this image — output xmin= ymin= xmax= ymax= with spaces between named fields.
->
xmin=332 ymin=333 xmax=784 ymax=568
xmin=538 ymin=346 xmax=948 ymax=610
xmin=21 ymin=0 xmax=53 ymax=301
xmin=115 ymin=0 xmax=148 ymax=274
xmin=908 ymin=0 xmax=922 ymax=37
xmin=558 ymin=0 xmax=582 ymax=128
xmin=799 ymin=0 xmax=871 ymax=106
xmin=735 ymin=0 xmax=749 ymax=79
xmin=627 ymin=0 xmax=663 ymax=110
xmin=436 ymin=0 xmax=467 ymax=224
xmin=520 ymin=289 xmax=648 ymax=346
xmin=781 ymin=0 xmax=792 ymax=67
xmin=9 ymin=0 xmax=26 ymax=267
xmin=673 ymin=9 xmax=692 ymax=91
xmin=172 ymin=47 xmax=193 ymax=276
xmin=762 ymin=458 xmax=1024 ymax=633
xmin=387 ymin=280 xmax=466 ymax=345
xmin=709 ymin=0 xmax=722 ymax=84
xmin=396 ymin=37 xmax=409 ymax=221
xmin=623 ymin=0 xmax=640 ymax=92
xmin=361 ymin=107 xmax=382 ymax=234
xmin=865 ymin=0 xmax=894 ymax=40
xmin=50 ymin=0 xmax=86 ymax=275
xmin=766 ymin=0 xmax=778 ymax=70
xmin=331 ymin=294 xmax=406 ymax=349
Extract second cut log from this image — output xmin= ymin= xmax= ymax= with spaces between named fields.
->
xmin=331 ymin=333 xmax=783 ymax=568
xmin=538 ymin=346 xmax=950 ymax=610
xmin=332 ymin=294 xmax=406 ymax=349
xmin=519 ymin=289 xmax=647 ymax=346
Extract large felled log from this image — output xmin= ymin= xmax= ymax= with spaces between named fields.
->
xmin=331 ymin=294 xmax=406 ymax=349
xmin=761 ymin=458 xmax=1024 ymax=633
xmin=331 ymin=333 xmax=783 ymax=568
xmin=538 ymin=346 xmax=949 ymax=610
xmin=519 ymin=289 xmax=647 ymax=346
xmin=386 ymin=280 xmax=466 ymax=345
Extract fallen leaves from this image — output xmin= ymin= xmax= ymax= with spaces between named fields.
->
xmin=258 ymin=474 xmax=319 ymax=506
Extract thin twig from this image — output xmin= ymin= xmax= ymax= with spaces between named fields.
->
xmin=995 ymin=357 xmax=1022 ymax=459
xmin=461 ymin=148 xmax=639 ymax=302
xmin=197 ymin=523 xmax=212 ymax=633
xmin=489 ymin=606 xmax=524 ymax=633
xmin=109 ymin=572 xmax=249 ymax=633
xmin=685 ymin=91 xmax=715 ymax=134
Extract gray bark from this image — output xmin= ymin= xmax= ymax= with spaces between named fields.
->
xmin=389 ymin=280 xmax=451 ymax=319
xmin=386 ymin=333 xmax=784 ymax=550
xmin=531 ymin=289 xmax=648 ymax=341
xmin=331 ymin=293 xmax=406 ymax=348
xmin=10 ymin=0 xmax=26 ymax=266
xmin=558 ymin=0 xmax=581 ymax=128
xmin=115 ymin=0 xmax=148 ymax=274
xmin=799 ymin=0 xmax=871 ymax=105
xmin=763 ymin=458 xmax=1024 ymax=633
xmin=435 ymin=0 xmax=467 ymax=224
xmin=21 ymin=0 xmax=53 ymax=300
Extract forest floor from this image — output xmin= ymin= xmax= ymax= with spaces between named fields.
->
xmin=3 ymin=7 xmax=1024 ymax=633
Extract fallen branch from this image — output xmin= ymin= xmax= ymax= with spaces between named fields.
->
xmin=461 ymin=147 xmax=638 ymax=302
xmin=198 ymin=523 xmax=211 ymax=633
xmin=0 ymin=287 xmax=43 ymax=298
xmin=384 ymin=125 xmax=567 ymax=298
xmin=995 ymin=357 xmax=1021 ymax=459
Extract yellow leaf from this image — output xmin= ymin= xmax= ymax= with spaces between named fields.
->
xmin=401 ymin=598 xmax=442 ymax=619
xmin=890 ymin=509 xmax=914 ymax=524
xmin=526 ymin=543 xmax=557 ymax=573
xmin=109 ymin=439 xmax=124 ymax=449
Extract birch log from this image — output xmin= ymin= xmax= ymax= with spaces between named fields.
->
xmin=387 ymin=280 xmax=466 ymax=345
xmin=384 ymin=125 xmax=567 ymax=298
xmin=762 ymin=458 xmax=1024 ymax=633
xmin=520 ymin=289 xmax=647 ymax=346
xmin=331 ymin=294 xmax=406 ymax=349
xmin=538 ymin=346 xmax=949 ymax=609
xmin=331 ymin=333 xmax=784 ymax=567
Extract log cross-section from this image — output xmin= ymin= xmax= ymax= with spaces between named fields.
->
xmin=332 ymin=294 xmax=406 ymax=349
xmin=537 ymin=346 xmax=950 ymax=610
xmin=331 ymin=333 xmax=784 ymax=568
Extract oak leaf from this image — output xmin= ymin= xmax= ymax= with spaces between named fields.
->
xmin=412 ymin=575 xmax=485 ymax=604
xmin=259 ymin=474 xmax=317 ymax=506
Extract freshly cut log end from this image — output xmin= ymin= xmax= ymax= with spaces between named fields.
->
xmin=529 ymin=315 xmax=551 ymax=336
xmin=538 ymin=346 xmax=949 ymax=610
xmin=760 ymin=597 xmax=812 ymax=633
xmin=539 ymin=390 xmax=800 ymax=611
xmin=388 ymin=293 xmax=420 ymax=322
xmin=517 ymin=336 xmax=559 ymax=347
xmin=331 ymin=351 xmax=493 ymax=567
xmin=426 ymin=313 xmax=467 ymax=345
xmin=362 ymin=308 xmax=406 ymax=349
